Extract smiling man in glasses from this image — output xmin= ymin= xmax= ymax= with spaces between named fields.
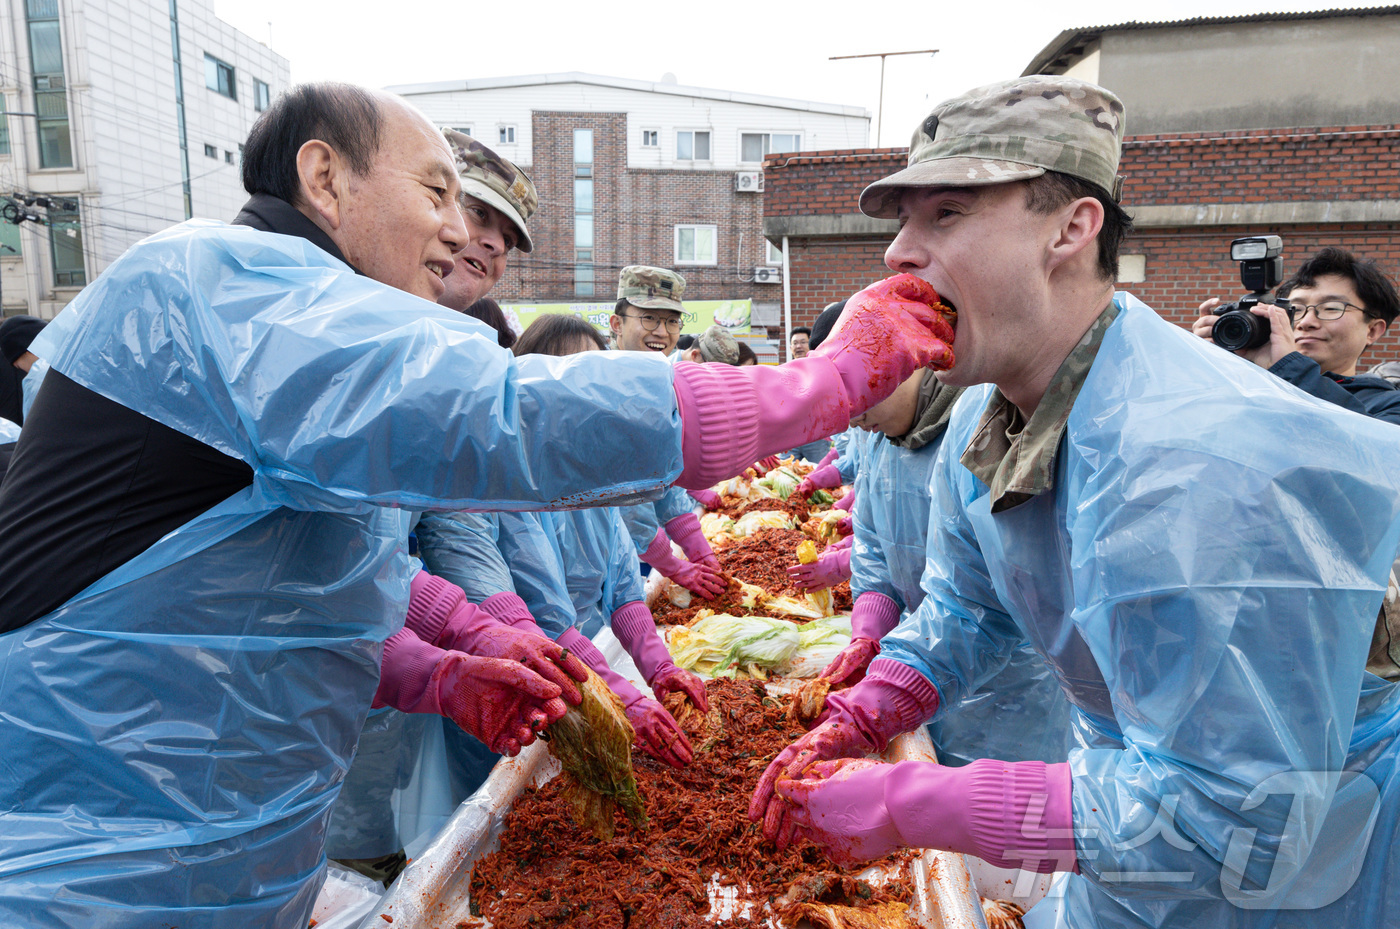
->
xmin=1193 ymin=246 xmax=1400 ymax=423
xmin=611 ymin=265 xmax=686 ymax=354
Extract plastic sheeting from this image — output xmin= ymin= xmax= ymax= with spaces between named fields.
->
xmin=882 ymin=293 xmax=1400 ymax=927
xmin=0 ymin=220 xmax=689 ymax=928
xmin=851 ymin=422 xmax=1070 ymax=767
xmin=619 ymin=484 xmax=700 ymax=554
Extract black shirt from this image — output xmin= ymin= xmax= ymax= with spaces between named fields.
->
xmin=0 ymin=196 xmax=352 ymax=633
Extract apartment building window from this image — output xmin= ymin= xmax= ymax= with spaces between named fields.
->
xmin=573 ymin=128 xmax=594 ymax=297
xmin=676 ymin=130 xmax=710 ymax=161
xmin=451 ymin=125 xmax=473 ymax=137
xmin=49 ymin=203 xmax=85 ymax=287
xmin=203 ymin=143 xmax=217 ymax=158
xmin=675 ymin=224 xmax=717 ymax=266
xmin=498 ymin=125 xmax=515 ymax=144
xmin=740 ymin=132 xmax=800 ymax=163
xmin=0 ymin=120 xmax=9 ymax=156
xmin=254 ymin=79 xmax=270 ymax=111
xmin=641 ymin=129 xmax=658 ymax=147
xmin=766 ymin=240 xmax=783 ymax=265
xmin=26 ymin=0 xmax=73 ymax=168
xmin=224 ymin=150 xmax=235 ymax=164
xmin=205 ymin=53 xmax=236 ymax=100
xmin=0 ymin=219 xmax=21 ymax=257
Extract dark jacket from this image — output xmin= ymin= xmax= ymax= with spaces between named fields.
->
xmin=1270 ymin=351 xmax=1400 ymax=425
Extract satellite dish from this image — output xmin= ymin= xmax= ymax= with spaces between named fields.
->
xmin=661 ymin=72 xmax=678 ymax=84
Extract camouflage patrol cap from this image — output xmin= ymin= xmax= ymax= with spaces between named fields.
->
xmin=617 ymin=265 xmax=686 ymax=313
xmin=859 ymin=76 xmax=1126 ymax=219
xmin=441 ymin=128 xmax=537 ymax=252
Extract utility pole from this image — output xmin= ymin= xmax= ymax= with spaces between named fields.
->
xmin=829 ymin=49 xmax=938 ymax=146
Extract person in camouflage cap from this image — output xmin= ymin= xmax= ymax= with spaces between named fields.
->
xmin=438 ymin=128 xmax=538 ymax=311
xmin=610 ymin=265 xmax=687 ymax=354
xmin=755 ymin=74 xmax=1400 ymax=929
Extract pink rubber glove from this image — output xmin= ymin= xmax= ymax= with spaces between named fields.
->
xmin=611 ymin=600 xmax=709 ymax=712
xmin=836 ymin=513 xmax=853 ymax=537
xmin=833 ymin=490 xmax=855 ymax=513
xmin=558 ymin=627 xmax=695 ymax=768
xmin=406 ymin=571 xmax=588 ymax=706
xmin=641 ymin=529 xmax=726 ymax=599
xmin=665 ymin=512 xmax=720 ymax=569
xmin=787 ymin=546 xmax=851 ymax=590
xmin=774 ymin=758 xmax=1077 ymax=873
xmin=688 ymin=488 xmax=722 ymax=509
xmin=749 ymin=658 xmax=940 ymax=839
xmin=672 ymin=275 xmax=953 ymax=489
xmin=373 ymin=628 xmax=564 ymax=756
xmin=827 ymin=535 xmax=854 ymax=552
xmin=795 ymin=464 xmax=842 ymax=499
xmin=815 ymin=446 xmax=841 ymax=469
xmin=821 ymin=592 xmax=902 ymax=685
xmin=752 ymin=455 xmax=781 ymax=476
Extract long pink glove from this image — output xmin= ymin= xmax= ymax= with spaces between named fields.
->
xmin=787 ymin=545 xmax=851 ymax=590
xmin=641 ymin=529 xmax=725 ymax=599
xmin=815 ymin=446 xmax=841 ymax=469
xmin=773 ymin=757 xmax=1077 ymax=874
xmin=373 ymin=627 xmax=564 ymax=755
xmin=558 ymin=627 xmax=695 ymax=768
xmin=795 ymin=464 xmax=843 ymax=500
xmin=665 ymin=512 xmax=720 ymax=569
xmin=688 ymin=488 xmax=722 ymax=509
xmin=405 ymin=571 xmax=588 ymax=706
xmin=611 ymin=600 xmax=709 ymax=712
xmin=673 ymin=275 xmax=954 ymax=488
xmin=833 ymin=490 xmax=855 ymax=513
xmin=749 ymin=658 xmax=940 ymax=838
xmin=821 ymin=591 xmax=902 ymax=685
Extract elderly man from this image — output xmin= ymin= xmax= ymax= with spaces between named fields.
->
xmin=752 ymin=77 xmax=1400 ymax=929
xmin=0 ymin=82 xmax=950 ymax=926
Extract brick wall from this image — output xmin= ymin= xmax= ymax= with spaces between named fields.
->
xmin=1121 ymin=126 xmax=1400 ymax=204
xmin=490 ymin=111 xmax=769 ymax=303
xmin=763 ymin=129 xmax=1400 ymax=364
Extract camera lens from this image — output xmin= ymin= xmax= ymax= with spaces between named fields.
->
xmin=1212 ymin=311 xmax=1270 ymax=352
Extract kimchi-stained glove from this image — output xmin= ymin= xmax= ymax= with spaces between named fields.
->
xmin=407 ymin=570 xmax=587 ymax=705
xmin=820 ymin=592 xmax=901 ymax=685
xmin=672 ymin=274 xmax=954 ymax=488
xmin=641 ymin=529 xmax=726 ymax=599
xmin=373 ymin=627 xmax=565 ymax=756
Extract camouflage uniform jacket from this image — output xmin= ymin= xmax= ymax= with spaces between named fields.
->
xmin=960 ymin=300 xmax=1119 ymax=513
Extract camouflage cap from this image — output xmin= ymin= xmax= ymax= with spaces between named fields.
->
xmin=859 ymin=76 xmax=1126 ymax=219
xmin=441 ymin=128 xmax=537 ymax=252
xmin=617 ymin=265 xmax=686 ymax=313
xmin=693 ymin=324 xmax=740 ymax=365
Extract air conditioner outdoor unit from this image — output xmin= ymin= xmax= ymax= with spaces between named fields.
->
xmin=753 ymin=266 xmax=782 ymax=284
xmin=735 ymin=171 xmax=764 ymax=192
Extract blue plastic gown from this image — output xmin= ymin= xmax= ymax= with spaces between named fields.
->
xmin=326 ymin=511 xmax=520 ymax=861
xmin=0 ymin=220 xmax=687 ymax=928
xmin=20 ymin=356 xmax=46 ymax=420
xmin=498 ymin=507 xmax=645 ymax=640
xmin=880 ymin=293 xmax=1400 ymax=927
xmin=619 ymin=484 xmax=699 ymax=555
xmin=829 ymin=426 xmax=864 ymax=484
xmin=850 ymin=423 xmax=1070 ymax=767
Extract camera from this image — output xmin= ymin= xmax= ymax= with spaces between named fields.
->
xmin=1211 ymin=236 xmax=1286 ymax=352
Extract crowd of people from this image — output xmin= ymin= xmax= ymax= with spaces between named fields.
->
xmin=3 ymin=71 xmax=1400 ymax=929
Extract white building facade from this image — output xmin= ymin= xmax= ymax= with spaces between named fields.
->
xmin=0 ymin=0 xmax=288 ymax=319
xmin=390 ymin=72 xmax=869 ymax=174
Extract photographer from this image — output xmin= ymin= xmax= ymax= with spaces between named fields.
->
xmin=1193 ymin=246 xmax=1400 ymax=423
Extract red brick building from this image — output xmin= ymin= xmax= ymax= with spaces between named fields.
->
xmin=762 ymin=9 xmax=1400 ymax=363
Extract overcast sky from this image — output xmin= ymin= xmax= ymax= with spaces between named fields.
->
xmin=214 ymin=1 xmax=1380 ymax=146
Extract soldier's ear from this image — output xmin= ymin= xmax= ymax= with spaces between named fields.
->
xmin=1046 ymin=196 xmax=1104 ymax=274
